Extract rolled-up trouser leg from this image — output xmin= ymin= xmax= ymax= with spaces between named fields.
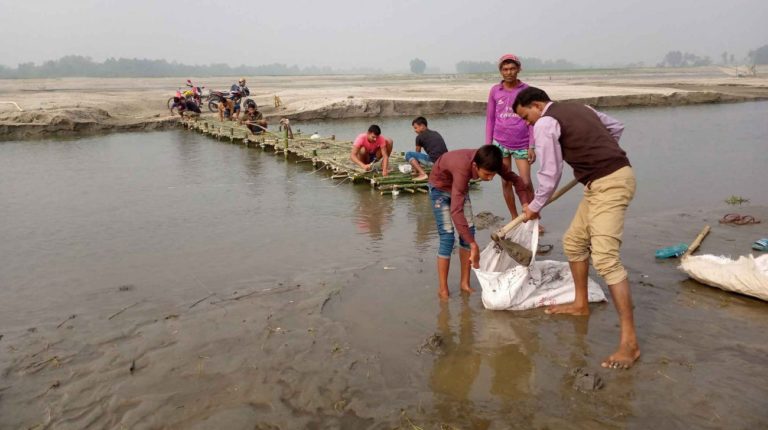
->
xmin=563 ymin=197 xmax=592 ymax=262
xmin=585 ymin=167 xmax=636 ymax=285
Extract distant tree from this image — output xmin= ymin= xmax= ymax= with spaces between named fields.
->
xmin=455 ymin=60 xmax=497 ymax=74
xmin=658 ymin=50 xmax=711 ymax=67
xmin=721 ymin=51 xmax=728 ymax=65
xmin=659 ymin=51 xmax=683 ymax=67
xmin=747 ymin=44 xmax=768 ymax=65
xmin=409 ymin=58 xmax=426 ymax=74
xmin=730 ymin=53 xmax=735 ymax=64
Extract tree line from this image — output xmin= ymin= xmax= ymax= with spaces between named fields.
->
xmin=658 ymin=43 xmax=768 ymax=68
xmin=455 ymin=57 xmax=578 ymax=74
xmin=0 ymin=55 xmax=380 ymax=79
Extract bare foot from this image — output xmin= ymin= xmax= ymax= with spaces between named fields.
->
xmin=538 ymin=224 xmax=546 ymax=234
xmin=414 ymin=174 xmax=428 ymax=181
xmin=438 ymin=288 xmax=450 ymax=301
xmin=601 ymin=343 xmax=641 ymax=370
xmin=545 ymin=302 xmax=590 ymax=316
xmin=460 ymin=284 xmax=475 ymax=294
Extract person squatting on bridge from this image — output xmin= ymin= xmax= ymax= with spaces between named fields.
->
xmin=350 ymin=125 xmax=394 ymax=177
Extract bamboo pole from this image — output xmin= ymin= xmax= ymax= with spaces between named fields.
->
xmin=682 ymin=225 xmax=711 ymax=259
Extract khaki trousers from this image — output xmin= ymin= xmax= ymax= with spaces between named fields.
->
xmin=563 ymin=166 xmax=636 ymax=285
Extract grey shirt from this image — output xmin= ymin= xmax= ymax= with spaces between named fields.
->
xmin=415 ymin=129 xmax=448 ymax=162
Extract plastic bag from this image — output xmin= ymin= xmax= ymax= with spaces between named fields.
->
xmin=474 ymin=220 xmax=607 ymax=311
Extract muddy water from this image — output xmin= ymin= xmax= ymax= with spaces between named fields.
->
xmin=1 ymin=102 xmax=767 ymax=429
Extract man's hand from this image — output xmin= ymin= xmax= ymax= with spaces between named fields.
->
xmin=363 ymin=163 xmax=373 ymax=171
xmin=469 ymin=243 xmax=480 ymax=269
xmin=522 ymin=204 xmax=540 ymax=221
xmin=527 ymin=148 xmax=536 ymax=164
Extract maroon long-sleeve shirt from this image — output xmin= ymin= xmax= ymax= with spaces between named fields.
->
xmin=429 ymin=148 xmax=531 ymax=245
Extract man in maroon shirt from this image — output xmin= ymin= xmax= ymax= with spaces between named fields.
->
xmin=428 ymin=145 xmax=531 ymax=300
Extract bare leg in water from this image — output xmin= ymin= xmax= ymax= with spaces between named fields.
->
xmin=545 ymin=260 xmax=640 ymax=369
xmin=501 ymin=156 xmax=518 ymax=218
xmin=513 ymin=156 xmax=544 ymax=233
xmin=437 ymin=257 xmax=450 ymax=300
xmin=602 ymin=279 xmax=640 ymax=369
xmin=459 ymin=247 xmax=474 ymax=294
xmin=545 ymin=260 xmax=590 ymax=316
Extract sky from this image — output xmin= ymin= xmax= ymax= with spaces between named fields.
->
xmin=1 ymin=0 xmax=767 ymax=71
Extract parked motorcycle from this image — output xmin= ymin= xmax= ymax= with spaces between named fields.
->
xmin=167 ymin=80 xmax=205 ymax=114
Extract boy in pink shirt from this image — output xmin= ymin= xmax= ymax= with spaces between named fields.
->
xmin=350 ymin=125 xmax=394 ymax=177
xmin=485 ymin=54 xmax=536 ymax=222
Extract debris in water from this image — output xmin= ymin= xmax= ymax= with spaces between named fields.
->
xmin=129 ymin=360 xmax=136 ymax=374
xmin=724 ymin=195 xmax=749 ymax=205
xmin=56 ymin=314 xmax=76 ymax=328
xmin=474 ymin=211 xmax=505 ymax=231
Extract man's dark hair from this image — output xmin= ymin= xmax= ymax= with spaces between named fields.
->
xmin=474 ymin=145 xmax=504 ymax=172
xmin=368 ymin=124 xmax=382 ymax=135
xmin=412 ymin=116 xmax=428 ymax=127
xmin=512 ymin=87 xmax=552 ymax=111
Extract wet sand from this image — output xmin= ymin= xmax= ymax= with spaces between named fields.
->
xmin=0 ymin=124 xmax=766 ymax=428
xmin=1 ymin=66 xmax=768 ymax=139
xmin=2 ymin=207 xmax=767 ymax=429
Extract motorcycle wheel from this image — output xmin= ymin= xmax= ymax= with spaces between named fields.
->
xmin=208 ymin=99 xmax=219 ymax=113
xmin=167 ymin=97 xmax=179 ymax=114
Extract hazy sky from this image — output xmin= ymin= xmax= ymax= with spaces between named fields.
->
xmin=2 ymin=0 xmax=766 ymax=71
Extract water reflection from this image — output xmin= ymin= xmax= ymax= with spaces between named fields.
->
xmin=429 ymin=298 xmax=538 ymax=425
xmin=352 ymin=189 xmax=394 ymax=240
xmin=406 ymin=194 xmax=437 ymax=253
xmin=430 ymin=298 xmax=488 ymax=428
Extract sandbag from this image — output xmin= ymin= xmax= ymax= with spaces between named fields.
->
xmin=474 ymin=220 xmax=606 ymax=311
xmin=679 ymin=254 xmax=768 ymax=301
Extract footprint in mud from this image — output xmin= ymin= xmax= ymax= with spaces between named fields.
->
xmin=416 ymin=333 xmax=444 ymax=355
xmin=571 ymin=367 xmax=604 ymax=393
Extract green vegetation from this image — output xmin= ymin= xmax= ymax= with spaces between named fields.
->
xmin=725 ymin=195 xmax=750 ymax=205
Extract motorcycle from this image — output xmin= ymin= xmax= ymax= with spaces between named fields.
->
xmin=206 ymin=90 xmax=231 ymax=113
xmin=167 ymin=80 xmax=205 ymax=114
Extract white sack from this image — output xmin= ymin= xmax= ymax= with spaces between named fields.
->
xmin=474 ymin=220 xmax=606 ymax=311
xmin=679 ymin=254 xmax=768 ymax=301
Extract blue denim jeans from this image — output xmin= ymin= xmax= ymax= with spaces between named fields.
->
xmin=405 ymin=151 xmax=432 ymax=166
xmin=429 ymin=185 xmax=475 ymax=259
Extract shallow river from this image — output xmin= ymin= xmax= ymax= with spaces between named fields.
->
xmin=1 ymin=102 xmax=767 ymax=428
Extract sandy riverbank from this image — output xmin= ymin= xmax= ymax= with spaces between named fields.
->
xmin=1 ymin=66 xmax=767 ymax=140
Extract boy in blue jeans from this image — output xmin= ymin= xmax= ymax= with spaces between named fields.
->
xmin=428 ymin=145 xmax=531 ymax=299
xmin=406 ymin=116 xmax=448 ymax=181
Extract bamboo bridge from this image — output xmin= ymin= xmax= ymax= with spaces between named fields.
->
xmin=180 ymin=117 xmax=478 ymax=195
